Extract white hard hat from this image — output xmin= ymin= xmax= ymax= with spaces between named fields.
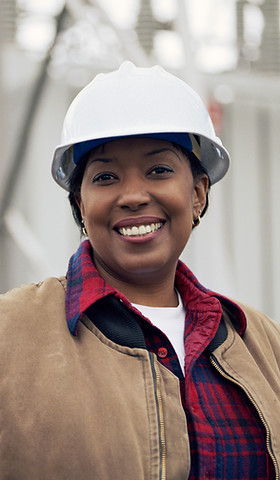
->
xmin=52 ymin=61 xmax=230 ymax=190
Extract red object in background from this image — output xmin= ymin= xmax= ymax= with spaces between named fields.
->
xmin=208 ymin=99 xmax=224 ymax=135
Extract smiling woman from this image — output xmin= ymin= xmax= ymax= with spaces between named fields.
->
xmin=1 ymin=62 xmax=280 ymax=480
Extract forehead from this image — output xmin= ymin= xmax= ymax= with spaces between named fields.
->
xmin=87 ymin=136 xmax=181 ymax=159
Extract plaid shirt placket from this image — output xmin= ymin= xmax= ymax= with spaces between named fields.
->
xmin=185 ymin=355 xmax=273 ymax=479
xmin=66 ymin=240 xmax=273 ymax=479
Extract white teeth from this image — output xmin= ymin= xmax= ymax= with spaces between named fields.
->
xmin=138 ymin=225 xmax=146 ymax=235
xmin=119 ymin=222 xmax=163 ymax=237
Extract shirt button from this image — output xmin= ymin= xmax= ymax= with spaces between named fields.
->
xmin=158 ymin=347 xmax=168 ymax=358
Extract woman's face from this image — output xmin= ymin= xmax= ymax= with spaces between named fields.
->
xmin=76 ymin=137 xmax=208 ymax=288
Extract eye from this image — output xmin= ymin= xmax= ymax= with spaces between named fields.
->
xmin=148 ymin=165 xmax=174 ymax=177
xmin=92 ymin=172 xmax=117 ymax=184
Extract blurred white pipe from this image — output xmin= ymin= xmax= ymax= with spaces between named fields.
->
xmin=175 ymin=0 xmax=204 ymax=95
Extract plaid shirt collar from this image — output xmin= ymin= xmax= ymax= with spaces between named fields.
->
xmin=65 ymin=240 xmax=246 ymax=336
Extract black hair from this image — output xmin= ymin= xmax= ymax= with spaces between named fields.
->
xmin=68 ymin=142 xmax=211 ymax=235
xmin=68 ymin=152 xmax=89 ymax=234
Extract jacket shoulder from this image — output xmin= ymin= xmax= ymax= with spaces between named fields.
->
xmin=237 ymin=300 xmax=280 ymax=333
xmin=234 ymin=301 xmax=280 ymax=365
xmin=0 ymin=276 xmax=66 ymax=304
xmin=0 ymin=277 xmax=67 ymax=329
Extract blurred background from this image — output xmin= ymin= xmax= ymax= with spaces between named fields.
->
xmin=0 ymin=0 xmax=279 ymax=321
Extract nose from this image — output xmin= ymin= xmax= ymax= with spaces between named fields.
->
xmin=116 ymin=176 xmax=151 ymax=211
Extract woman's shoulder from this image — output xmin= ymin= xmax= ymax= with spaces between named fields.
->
xmin=0 ymin=276 xmax=67 ymax=324
xmin=0 ymin=276 xmax=66 ymax=302
xmin=235 ymin=299 xmax=280 ymax=340
xmin=0 ymin=277 xmax=69 ymax=385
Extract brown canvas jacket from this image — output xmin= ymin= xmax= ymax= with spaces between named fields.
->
xmin=0 ymin=277 xmax=279 ymax=480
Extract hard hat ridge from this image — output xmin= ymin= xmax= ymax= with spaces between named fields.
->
xmin=52 ymin=61 xmax=230 ymax=190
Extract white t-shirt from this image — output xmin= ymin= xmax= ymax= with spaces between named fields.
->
xmin=132 ymin=293 xmax=186 ymax=374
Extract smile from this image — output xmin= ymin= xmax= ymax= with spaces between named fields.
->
xmin=118 ymin=222 xmax=163 ymax=237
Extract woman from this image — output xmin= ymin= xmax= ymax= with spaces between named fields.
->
xmin=1 ymin=62 xmax=280 ymax=480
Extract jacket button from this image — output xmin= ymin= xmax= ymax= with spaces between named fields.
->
xmin=158 ymin=347 xmax=168 ymax=358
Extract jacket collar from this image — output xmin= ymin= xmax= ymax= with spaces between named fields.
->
xmin=65 ymin=240 xmax=246 ymax=337
xmin=65 ymin=240 xmax=130 ymax=335
xmin=175 ymin=261 xmax=246 ymax=336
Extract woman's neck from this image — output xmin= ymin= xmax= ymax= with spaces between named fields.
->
xmin=99 ymin=269 xmax=178 ymax=307
xmin=122 ymin=283 xmax=179 ymax=307
xmin=93 ymin=253 xmax=179 ymax=307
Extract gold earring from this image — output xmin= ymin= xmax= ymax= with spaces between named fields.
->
xmin=82 ymin=219 xmax=88 ymax=237
xmin=192 ymin=210 xmax=202 ymax=228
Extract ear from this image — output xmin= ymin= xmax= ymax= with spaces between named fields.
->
xmin=74 ymin=193 xmax=85 ymax=219
xmin=192 ymin=174 xmax=209 ymax=215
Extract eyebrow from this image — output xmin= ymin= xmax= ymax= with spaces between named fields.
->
xmin=87 ymin=147 xmax=181 ymax=166
xmin=145 ymin=147 xmax=182 ymax=161
xmin=87 ymin=157 xmax=111 ymax=167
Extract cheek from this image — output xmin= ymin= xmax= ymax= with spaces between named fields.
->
xmin=86 ymin=208 xmax=105 ymax=230
xmin=81 ymin=194 xmax=111 ymax=235
xmin=169 ymin=184 xmax=194 ymax=219
xmin=80 ymin=185 xmax=98 ymax=219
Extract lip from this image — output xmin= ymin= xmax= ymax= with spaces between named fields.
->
xmin=113 ymin=216 xmax=165 ymax=230
xmin=113 ymin=216 xmax=166 ymax=244
xmin=113 ymin=225 xmax=165 ymax=244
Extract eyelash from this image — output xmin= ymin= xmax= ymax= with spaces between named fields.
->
xmin=92 ymin=172 xmax=116 ymax=183
xmin=148 ymin=165 xmax=174 ymax=176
